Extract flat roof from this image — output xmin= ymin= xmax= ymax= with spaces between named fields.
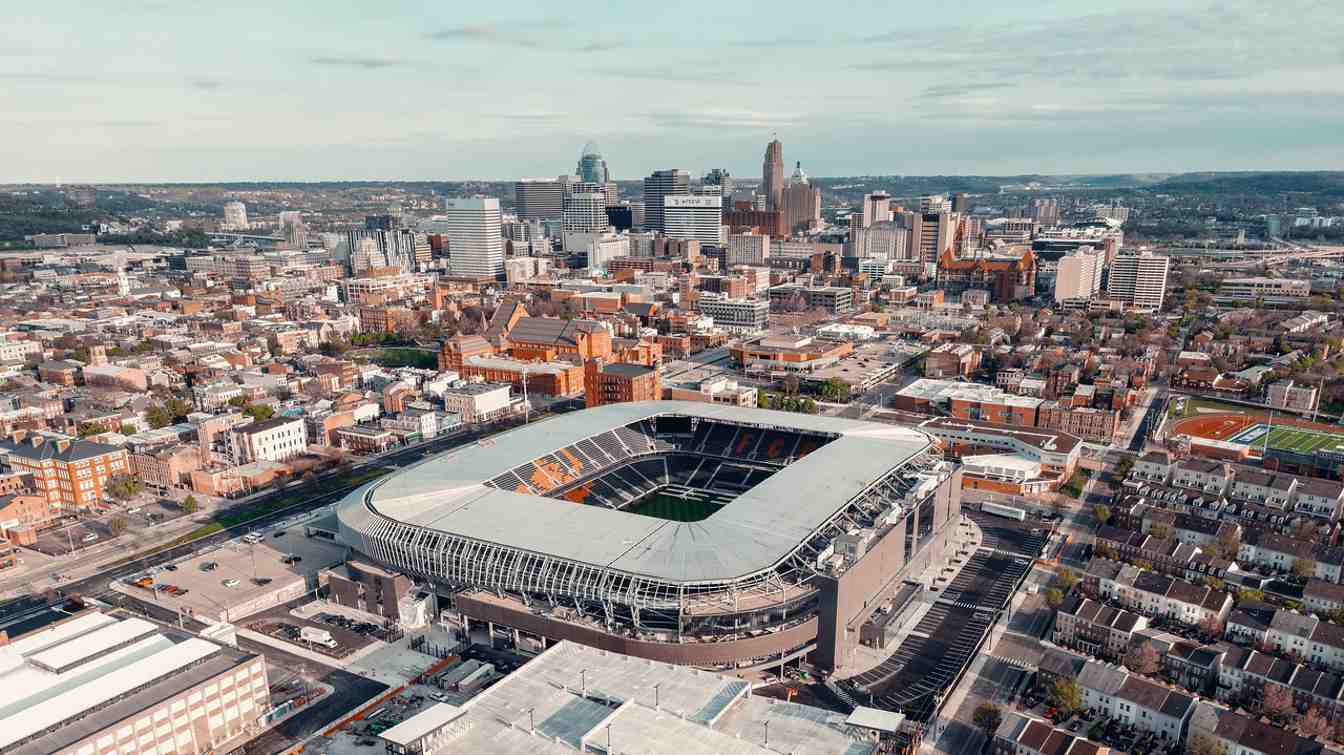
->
xmin=339 ymin=401 xmax=931 ymax=584
xmin=379 ymin=703 xmax=466 ymax=746
xmin=921 ymin=416 xmax=1081 ymax=454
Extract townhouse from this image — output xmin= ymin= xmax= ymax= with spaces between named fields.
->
xmin=1217 ymin=644 xmax=1344 ymax=718
xmin=1037 ymin=649 xmax=1195 ymax=742
xmin=992 ymin=712 xmax=1110 ymax=755
xmin=1239 ymin=527 xmax=1344 ymax=584
xmin=1083 ymin=557 xmax=1233 ymax=628
xmin=1227 ymin=606 xmax=1344 ymax=673
xmin=1053 ymin=595 xmax=1148 ymax=659
xmin=1187 ymin=701 xmax=1327 ymax=755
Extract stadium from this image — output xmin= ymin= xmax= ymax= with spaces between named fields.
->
xmin=337 ymin=401 xmax=962 ymax=672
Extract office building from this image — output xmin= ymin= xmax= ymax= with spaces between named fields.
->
xmin=862 ymin=192 xmax=891 ymax=228
xmin=762 ymin=138 xmax=785 ymax=211
xmin=1054 ymin=246 xmax=1105 ymax=304
xmin=856 ymin=222 xmax=909 ymax=260
xmin=514 ymin=179 xmax=565 ymax=221
xmin=277 ymin=210 xmax=307 ymax=249
xmin=0 ymin=432 xmax=129 ymax=511
xmin=583 ymin=361 xmax=662 ymax=408
xmin=695 ymin=296 xmax=769 ymax=332
xmin=920 ymin=194 xmax=951 ymax=213
xmin=1095 ymin=200 xmax=1131 ymax=224
xmin=575 ymin=141 xmax=608 ymax=184
xmin=221 ymin=200 xmax=248 ymax=230
xmin=0 ymin=608 xmax=271 ymax=755
xmin=664 ymin=194 xmax=723 ymax=246
xmin=913 ymin=210 xmax=956 ymax=263
xmin=1215 ymin=276 xmax=1310 ymax=304
xmin=780 ymin=162 xmax=821 ymax=234
xmin=561 ymin=191 xmax=609 ymax=234
xmin=951 ymin=193 xmax=969 ymax=213
xmin=1106 ymin=250 xmax=1170 ymax=312
xmin=1267 ymin=380 xmax=1320 ymax=414
xmin=726 ymin=232 xmax=770 ymax=266
xmin=1265 ymin=214 xmax=1282 ymax=238
xmin=444 ymin=197 xmax=504 ymax=278
xmin=229 ymin=416 xmax=306 ymax=464
xmin=1029 ymin=197 xmax=1060 ymax=228
xmin=642 ymin=169 xmax=689 ymax=232
xmin=702 ymin=168 xmax=734 ymax=199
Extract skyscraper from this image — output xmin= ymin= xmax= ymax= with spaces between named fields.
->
xmin=780 ymin=163 xmax=821 ymax=235
xmin=642 ymin=169 xmax=690 ymax=233
xmin=277 ymin=211 xmax=307 ymax=249
xmin=576 ymin=141 xmax=609 ymax=184
xmin=762 ymin=138 xmax=784 ymax=211
xmin=951 ymin=193 xmax=970 ymax=213
xmin=1029 ymin=197 xmax=1060 ymax=228
xmin=1106 ymin=250 xmax=1170 ymax=312
xmin=913 ymin=210 xmax=956 ymax=264
xmin=222 ymin=201 xmax=247 ymax=231
xmin=515 ymin=179 xmax=566 ymax=221
xmin=862 ymin=192 xmax=891 ymax=229
xmin=1054 ymin=247 xmax=1105 ymax=304
xmin=703 ymin=169 xmax=734 ymax=200
xmin=562 ymin=192 xmax=610 ymax=233
xmin=443 ymin=197 xmax=504 ymax=278
xmin=664 ymin=195 xmax=724 ymax=247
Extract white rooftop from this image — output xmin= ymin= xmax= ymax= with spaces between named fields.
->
xmin=339 ymin=401 xmax=931 ymax=584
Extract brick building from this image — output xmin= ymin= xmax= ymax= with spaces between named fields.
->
xmin=584 ymin=361 xmax=662 ymax=408
xmin=0 ymin=432 xmax=129 ymax=511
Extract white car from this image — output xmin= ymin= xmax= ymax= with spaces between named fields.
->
xmin=242 ymin=533 xmax=263 ymax=544
xmin=222 ymin=579 xmax=241 ymax=588
xmin=81 ymin=533 xmax=99 ymax=543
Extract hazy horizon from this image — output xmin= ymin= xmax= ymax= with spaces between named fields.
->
xmin=5 ymin=0 xmax=1342 ymax=183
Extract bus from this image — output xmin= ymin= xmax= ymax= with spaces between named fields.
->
xmin=981 ymin=502 xmax=1027 ymax=521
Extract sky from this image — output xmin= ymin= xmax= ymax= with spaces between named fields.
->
xmin=3 ymin=0 xmax=1342 ymax=183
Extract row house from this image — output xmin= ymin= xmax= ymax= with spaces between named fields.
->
xmin=1053 ymin=594 xmax=1148 ymax=659
xmin=1217 ymin=644 xmax=1344 ymax=716
xmin=1239 ymin=527 xmax=1344 ymax=583
xmin=1227 ymin=605 xmax=1344 ymax=673
xmin=1133 ymin=506 xmax=1240 ymax=551
xmin=1130 ymin=629 xmax=1224 ymax=695
xmin=1084 ymin=557 xmax=1234 ymax=628
xmin=1305 ymin=580 xmax=1344 ymax=614
xmin=1137 ymin=456 xmax=1344 ymax=520
xmin=991 ymin=712 xmax=1109 ymax=755
xmin=1095 ymin=525 xmax=1206 ymax=580
xmin=1188 ymin=701 xmax=1328 ymax=755
xmin=1037 ymin=650 xmax=1195 ymax=742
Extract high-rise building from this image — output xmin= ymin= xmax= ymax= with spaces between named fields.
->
xmin=856 ymin=222 xmax=909 ymax=260
xmin=726 ymin=232 xmax=770 ymax=266
xmin=576 ymin=141 xmax=609 ymax=184
xmin=1054 ymin=246 xmax=1105 ymax=304
xmin=222 ymin=200 xmax=248 ymax=230
xmin=913 ymin=211 xmax=956 ymax=263
xmin=920 ymin=195 xmax=952 ymax=214
xmin=951 ymin=193 xmax=970 ymax=213
xmin=664 ymin=195 xmax=724 ymax=246
xmin=1266 ymin=214 xmax=1282 ymax=238
xmin=1094 ymin=200 xmax=1130 ymax=224
xmin=1106 ymin=250 xmax=1170 ymax=312
xmin=780 ymin=162 xmax=821 ymax=234
xmin=443 ymin=197 xmax=504 ymax=278
xmin=642 ymin=169 xmax=689 ymax=233
xmin=862 ymin=192 xmax=891 ymax=228
xmin=562 ymin=192 xmax=609 ymax=234
xmin=277 ymin=210 xmax=307 ymax=249
xmin=703 ymin=168 xmax=734 ymax=200
xmin=762 ymin=138 xmax=784 ymax=211
xmin=1029 ymin=197 xmax=1060 ymax=228
xmin=515 ymin=179 xmax=566 ymax=221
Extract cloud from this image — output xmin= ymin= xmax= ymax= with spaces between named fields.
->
xmin=642 ymin=109 xmax=799 ymax=130
xmin=425 ymin=19 xmax=621 ymax=52
xmin=307 ymin=55 xmax=414 ymax=71
xmin=189 ymin=78 xmax=223 ymax=91
xmin=918 ymin=83 xmax=1009 ymax=99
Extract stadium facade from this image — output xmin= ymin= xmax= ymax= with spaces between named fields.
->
xmin=337 ymin=401 xmax=962 ymax=671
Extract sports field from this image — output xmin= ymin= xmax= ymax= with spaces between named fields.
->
xmin=624 ymin=489 xmax=728 ymax=522
xmin=1230 ymin=423 xmax=1344 ymax=455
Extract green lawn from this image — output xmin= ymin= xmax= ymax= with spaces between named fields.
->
xmin=1263 ymin=426 xmax=1344 ymax=455
xmin=1174 ymin=396 xmax=1260 ymax=419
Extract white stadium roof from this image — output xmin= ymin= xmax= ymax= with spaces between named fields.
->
xmin=339 ymin=401 xmax=932 ymax=584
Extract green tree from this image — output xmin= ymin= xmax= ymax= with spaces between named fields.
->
xmin=1292 ymin=558 xmax=1317 ymax=580
xmin=181 ymin=495 xmax=199 ymax=515
xmin=972 ymin=703 xmax=1003 ymax=739
xmin=243 ymin=404 xmax=275 ymax=422
xmin=118 ymin=423 xmax=136 ymax=435
xmin=76 ymin=421 xmax=106 ymax=438
xmin=1057 ymin=568 xmax=1079 ymax=592
xmin=1045 ymin=587 xmax=1065 ymax=608
xmin=105 ymin=475 xmax=145 ymax=500
xmin=165 ymin=397 xmax=191 ymax=421
xmin=145 ymin=404 xmax=172 ymax=429
xmin=1050 ymin=678 xmax=1083 ymax=716
xmin=228 ymin=395 xmax=248 ymax=408
xmin=1092 ymin=504 xmax=1111 ymax=528
xmin=108 ymin=516 xmax=128 ymax=535
xmin=1239 ymin=588 xmax=1266 ymax=603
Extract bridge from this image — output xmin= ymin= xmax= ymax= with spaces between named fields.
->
xmin=1165 ymin=243 xmax=1344 ymax=270
xmin=207 ymin=231 xmax=285 ymax=248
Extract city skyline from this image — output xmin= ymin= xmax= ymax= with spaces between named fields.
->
xmin=4 ymin=0 xmax=1343 ymax=183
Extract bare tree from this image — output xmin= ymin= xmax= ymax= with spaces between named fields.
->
xmin=1128 ymin=642 xmax=1162 ymax=676
xmin=1263 ymin=683 xmax=1295 ymax=721
xmin=1299 ymin=706 xmax=1331 ymax=739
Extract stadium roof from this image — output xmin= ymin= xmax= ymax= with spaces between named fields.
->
xmin=340 ymin=401 xmax=931 ymax=584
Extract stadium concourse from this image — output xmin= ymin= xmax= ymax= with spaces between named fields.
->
xmin=336 ymin=401 xmax=970 ymax=676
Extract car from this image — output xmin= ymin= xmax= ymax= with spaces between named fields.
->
xmin=281 ymin=555 xmax=303 ymax=565
xmin=201 ymin=562 xmax=219 ymax=571
xmin=81 ymin=533 xmax=99 ymax=543
xmin=273 ymin=531 xmax=286 ymax=537
xmin=126 ymin=507 xmax=142 ymax=514
xmin=242 ymin=532 xmax=263 ymax=544
xmin=222 ymin=578 xmax=240 ymax=588
xmin=163 ymin=563 xmax=178 ymax=571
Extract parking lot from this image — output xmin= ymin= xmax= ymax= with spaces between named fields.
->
xmin=31 ymin=517 xmax=123 ymax=556
xmin=115 ymin=522 xmax=348 ymax=622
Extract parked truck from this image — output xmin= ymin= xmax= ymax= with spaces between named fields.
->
xmin=300 ymin=626 xmax=338 ymax=648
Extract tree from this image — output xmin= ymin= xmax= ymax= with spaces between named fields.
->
xmin=1050 ymin=678 xmax=1082 ymax=716
xmin=118 ymin=423 xmax=136 ymax=435
xmin=1129 ymin=641 xmax=1162 ymax=676
xmin=76 ymin=421 xmax=106 ymax=438
xmin=181 ymin=496 xmax=199 ymax=515
xmin=1045 ymin=588 xmax=1065 ymax=608
xmin=1262 ymin=683 xmax=1294 ymax=721
xmin=243 ymin=404 xmax=275 ymax=422
xmin=1300 ymin=706 xmax=1331 ymax=739
xmin=228 ymin=395 xmax=248 ymax=408
xmin=1187 ymin=733 xmax=1221 ymax=755
xmin=145 ymin=404 xmax=172 ymax=429
xmin=165 ymin=397 xmax=191 ymax=421
xmin=1149 ymin=522 xmax=1173 ymax=540
xmin=105 ymin=475 xmax=144 ymax=500
xmin=972 ymin=703 xmax=1003 ymax=739
xmin=1239 ymin=588 xmax=1266 ymax=603
xmin=1093 ymin=504 xmax=1111 ymax=528
xmin=1293 ymin=558 xmax=1317 ymax=580
xmin=108 ymin=517 xmax=127 ymax=535
xmin=1057 ymin=568 xmax=1079 ymax=592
